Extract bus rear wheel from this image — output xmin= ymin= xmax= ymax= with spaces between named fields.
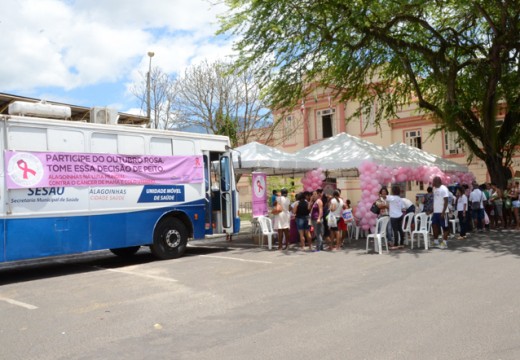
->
xmin=150 ymin=217 xmax=188 ymax=260
xmin=109 ymin=246 xmax=141 ymax=258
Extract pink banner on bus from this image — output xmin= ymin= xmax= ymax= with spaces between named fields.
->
xmin=5 ymin=151 xmax=204 ymax=189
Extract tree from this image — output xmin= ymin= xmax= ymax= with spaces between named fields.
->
xmin=219 ymin=0 xmax=520 ymax=188
xmin=130 ymin=67 xmax=180 ymax=130
xmin=214 ymin=108 xmax=238 ymax=146
xmin=171 ymin=59 xmax=285 ymax=146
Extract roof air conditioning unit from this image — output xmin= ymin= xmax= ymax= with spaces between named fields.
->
xmin=90 ymin=107 xmax=119 ymax=125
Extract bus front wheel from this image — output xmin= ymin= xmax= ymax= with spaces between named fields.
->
xmin=150 ymin=217 xmax=188 ymax=260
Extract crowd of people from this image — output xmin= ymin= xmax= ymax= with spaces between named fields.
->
xmin=267 ymin=177 xmax=520 ymax=252
xmin=459 ymin=180 xmax=520 ymax=233
xmin=270 ymin=188 xmax=353 ymax=251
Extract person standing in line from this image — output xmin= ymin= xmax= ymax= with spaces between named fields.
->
xmin=275 ymin=188 xmax=291 ymax=250
xmin=271 ymin=198 xmax=281 ymax=247
xmin=480 ymin=183 xmax=491 ymax=231
xmin=310 ymin=189 xmax=324 ymax=252
xmin=329 ymin=190 xmax=344 ymax=250
xmin=322 ymin=193 xmax=332 ymax=249
xmin=342 ymin=199 xmax=354 ymax=243
xmin=375 ymin=187 xmax=392 ymax=240
xmin=432 ymin=176 xmax=450 ymax=249
xmin=386 ymin=185 xmax=406 ymax=249
xmin=462 ymin=184 xmax=473 ymax=233
xmin=503 ymin=182 xmax=513 ymax=228
xmin=270 ymin=189 xmax=278 ymax=208
xmin=293 ymin=192 xmax=312 ymax=251
xmin=415 ymin=196 xmax=424 ymax=214
xmin=489 ymin=183 xmax=504 ymax=229
xmin=423 ymin=186 xmax=434 ymax=215
xmin=335 ymin=189 xmax=347 ymax=247
xmin=455 ymin=186 xmax=468 ymax=239
xmin=511 ymin=181 xmax=520 ymax=230
xmin=469 ymin=181 xmax=485 ymax=233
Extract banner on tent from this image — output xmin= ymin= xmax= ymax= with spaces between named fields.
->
xmin=252 ymin=172 xmax=268 ymax=217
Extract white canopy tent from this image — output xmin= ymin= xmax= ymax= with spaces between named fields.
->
xmin=387 ymin=142 xmax=468 ymax=172
xmin=294 ymin=133 xmax=414 ymax=172
xmin=232 ymin=141 xmax=319 ymax=175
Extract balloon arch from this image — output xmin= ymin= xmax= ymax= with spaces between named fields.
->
xmin=300 ymin=161 xmax=475 ymax=231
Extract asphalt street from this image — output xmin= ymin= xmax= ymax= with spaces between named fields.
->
xmin=1 ymin=225 xmax=519 ymax=360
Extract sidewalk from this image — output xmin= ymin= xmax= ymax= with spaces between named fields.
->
xmin=193 ymin=220 xmax=520 ymax=258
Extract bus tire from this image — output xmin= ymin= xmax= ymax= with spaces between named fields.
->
xmin=109 ymin=246 xmax=141 ymax=258
xmin=150 ymin=217 xmax=188 ymax=260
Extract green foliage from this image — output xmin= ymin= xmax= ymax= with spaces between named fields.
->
xmin=267 ymin=176 xmax=300 ymax=200
xmin=220 ymin=0 xmax=520 ymax=187
xmin=215 ymin=109 xmax=238 ymax=147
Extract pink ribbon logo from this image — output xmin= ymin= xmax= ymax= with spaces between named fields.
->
xmin=256 ymin=179 xmax=264 ymax=193
xmin=17 ymin=159 xmax=37 ymax=179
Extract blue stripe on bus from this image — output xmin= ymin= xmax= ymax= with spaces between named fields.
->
xmin=1 ymin=200 xmax=208 ymax=263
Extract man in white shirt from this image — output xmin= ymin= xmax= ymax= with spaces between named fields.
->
xmin=432 ymin=176 xmax=450 ymax=249
xmin=469 ymin=182 xmax=485 ymax=232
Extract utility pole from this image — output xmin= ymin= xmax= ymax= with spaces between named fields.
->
xmin=146 ymin=51 xmax=155 ymax=127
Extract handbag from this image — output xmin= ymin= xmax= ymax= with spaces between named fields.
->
xmin=370 ymin=202 xmax=380 ymax=215
xmin=271 ymin=203 xmax=282 ymax=215
xmin=471 ymin=193 xmax=483 ymax=211
xmin=505 ymin=198 xmax=512 ymax=209
xmin=327 ymin=213 xmax=337 ymax=228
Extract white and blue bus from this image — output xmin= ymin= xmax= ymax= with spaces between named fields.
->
xmin=0 ymin=102 xmax=240 ymax=263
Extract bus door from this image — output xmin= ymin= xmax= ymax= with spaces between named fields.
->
xmin=219 ymin=152 xmax=234 ymax=234
xmin=203 ymin=152 xmax=212 ymax=235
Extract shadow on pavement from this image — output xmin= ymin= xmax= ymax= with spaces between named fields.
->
xmin=1 ymin=229 xmax=518 ymax=285
xmin=226 ymin=227 xmax=520 ymax=259
xmin=0 ymin=246 xmax=232 ymax=285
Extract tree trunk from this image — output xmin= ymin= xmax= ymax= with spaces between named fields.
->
xmin=484 ymin=155 xmax=511 ymax=189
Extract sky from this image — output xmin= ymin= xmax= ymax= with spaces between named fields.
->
xmin=0 ymin=0 xmax=234 ymax=115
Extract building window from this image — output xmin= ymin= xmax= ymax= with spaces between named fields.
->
xmin=405 ymin=129 xmax=422 ymax=149
xmin=444 ymin=131 xmax=463 ymax=155
xmin=317 ymin=109 xmax=335 ymax=139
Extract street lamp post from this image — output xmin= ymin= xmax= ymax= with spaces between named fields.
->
xmin=146 ymin=51 xmax=155 ymax=127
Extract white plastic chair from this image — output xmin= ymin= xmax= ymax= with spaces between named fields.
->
xmin=366 ymin=216 xmax=390 ymax=254
xmin=411 ymin=212 xmax=429 ymax=249
xmin=426 ymin=213 xmax=433 ymax=235
xmin=449 ymin=212 xmax=459 ymax=236
xmin=401 ymin=212 xmax=414 ymax=246
xmin=348 ymin=219 xmax=363 ymax=240
xmin=257 ymin=216 xmax=276 ymax=250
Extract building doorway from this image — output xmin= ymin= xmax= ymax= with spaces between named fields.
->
xmin=318 ymin=108 xmax=335 ymax=139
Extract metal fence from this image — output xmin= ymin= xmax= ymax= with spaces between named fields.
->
xmin=239 ymin=202 xmax=252 ymax=215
